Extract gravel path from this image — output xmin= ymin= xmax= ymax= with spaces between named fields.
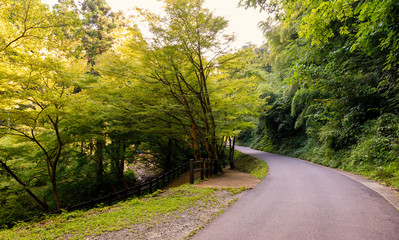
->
xmin=87 ymin=188 xmax=245 ymax=240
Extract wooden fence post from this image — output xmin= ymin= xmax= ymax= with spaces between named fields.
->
xmin=189 ymin=159 xmax=194 ymax=184
xmin=209 ymin=159 xmax=213 ymax=177
xmin=155 ymin=177 xmax=159 ymax=190
xmin=202 ymin=159 xmax=205 ymax=178
xmin=206 ymin=158 xmax=212 ymax=177
xmin=159 ymin=174 xmax=164 ymax=187
xmin=210 ymin=159 xmax=213 ymax=176
xmin=138 ymin=184 xmax=142 ymax=196
xmin=149 ymin=180 xmax=152 ymax=193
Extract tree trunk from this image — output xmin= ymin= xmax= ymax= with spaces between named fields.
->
xmin=0 ymin=160 xmax=50 ymax=213
xmin=108 ymin=136 xmax=129 ymax=189
xmin=218 ymin=136 xmax=227 ymax=167
xmin=95 ymin=139 xmax=104 ymax=181
xmin=165 ymin=137 xmax=173 ymax=171
xmin=50 ymin=175 xmax=62 ymax=210
xmin=228 ymin=136 xmax=235 ymax=169
xmin=192 ymin=123 xmax=201 ymax=162
xmin=48 ymin=117 xmax=63 ymax=210
xmin=119 ymin=139 xmax=129 ymax=189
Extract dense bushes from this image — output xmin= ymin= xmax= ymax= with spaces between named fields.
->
xmin=239 ymin=0 xmax=399 ymax=188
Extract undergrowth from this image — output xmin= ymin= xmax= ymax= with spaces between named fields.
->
xmin=261 ymin=135 xmax=399 ymax=189
xmin=0 ymin=185 xmax=218 ymax=240
xmin=234 ymin=154 xmax=268 ymax=179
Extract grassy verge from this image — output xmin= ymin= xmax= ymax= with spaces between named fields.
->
xmin=0 ymin=185 xmax=232 ymax=240
xmin=1 ymin=154 xmax=268 ymax=239
xmin=234 ymin=153 xmax=268 ymax=179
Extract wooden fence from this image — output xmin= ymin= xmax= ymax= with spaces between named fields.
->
xmin=189 ymin=158 xmax=217 ymax=184
xmin=2 ymin=161 xmax=190 ymax=229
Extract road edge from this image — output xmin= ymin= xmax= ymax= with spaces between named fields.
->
xmin=333 ymin=169 xmax=399 ymax=211
xmin=235 ymin=146 xmax=399 ymax=211
xmin=301 ymin=160 xmax=399 ymax=211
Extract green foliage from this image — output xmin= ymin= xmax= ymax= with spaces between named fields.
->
xmin=242 ymin=0 xmax=399 ymax=188
xmin=0 ymin=185 xmax=221 ymax=239
xmin=350 ymin=114 xmax=399 ymax=166
xmin=0 ymin=0 xmax=265 ymax=224
xmin=236 ymin=129 xmax=254 ymax=146
xmin=80 ymin=0 xmax=122 ymax=66
xmin=234 ymin=154 xmax=268 ymax=179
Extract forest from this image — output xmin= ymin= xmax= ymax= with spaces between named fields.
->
xmin=1 ymin=0 xmax=398 ymax=226
xmin=238 ymin=0 xmax=399 ymax=189
xmin=0 ymin=0 xmax=261 ymax=225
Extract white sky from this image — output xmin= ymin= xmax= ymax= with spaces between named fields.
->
xmin=42 ymin=0 xmax=266 ymax=49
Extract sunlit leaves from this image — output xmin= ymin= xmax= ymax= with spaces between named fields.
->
xmin=0 ymin=0 xmax=86 ymax=210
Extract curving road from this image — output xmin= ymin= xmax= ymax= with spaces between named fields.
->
xmin=192 ymin=146 xmax=399 ymax=240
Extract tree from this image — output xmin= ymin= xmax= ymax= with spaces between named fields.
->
xmin=137 ymin=0 xmax=235 ymax=168
xmin=95 ymin=23 xmax=193 ymax=171
xmin=240 ymin=0 xmax=399 ymax=186
xmin=0 ymin=0 xmax=84 ymax=210
xmin=74 ymin=0 xmax=126 ymax=183
xmin=211 ymin=46 xmax=262 ymax=167
xmin=80 ymin=0 xmax=123 ymax=67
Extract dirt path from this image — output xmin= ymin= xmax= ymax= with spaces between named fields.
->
xmin=90 ymin=167 xmax=259 ymax=240
xmin=165 ymin=167 xmax=261 ymax=190
xmin=195 ymin=169 xmax=261 ymax=189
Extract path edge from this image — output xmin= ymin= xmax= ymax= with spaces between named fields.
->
xmin=300 ymin=159 xmax=399 ymax=211
xmin=236 ymin=146 xmax=399 ymax=211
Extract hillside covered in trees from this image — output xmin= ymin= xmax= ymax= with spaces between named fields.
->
xmin=0 ymin=0 xmax=398 ymax=227
xmin=0 ymin=0 xmax=261 ymax=225
xmin=238 ymin=0 xmax=399 ymax=189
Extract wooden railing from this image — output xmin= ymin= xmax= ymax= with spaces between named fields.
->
xmin=189 ymin=158 xmax=217 ymax=184
xmin=2 ymin=161 xmax=190 ymax=229
xmin=65 ymin=161 xmax=189 ymax=211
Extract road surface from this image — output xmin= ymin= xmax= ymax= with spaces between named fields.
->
xmin=192 ymin=146 xmax=399 ymax=240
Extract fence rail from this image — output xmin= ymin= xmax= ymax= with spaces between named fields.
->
xmin=189 ymin=158 xmax=217 ymax=184
xmin=2 ymin=161 xmax=190 ymax=229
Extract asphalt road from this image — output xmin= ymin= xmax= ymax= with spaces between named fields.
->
xmin=192 ymin=146 xmax=399 ymax=240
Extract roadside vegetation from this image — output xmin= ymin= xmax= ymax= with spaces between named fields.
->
xmin=235 ymin=153 xmax=268 ymax=180
xmin=0 ymin=0 xmax=261 ymax=225
xmin=2 ymin=0 xmax=397 ymax=231
xmin=238 ymin=0 xmax=399 ymax=189
xmin=0 ymin=185 xmax=242 ymax=240
xmin=0 ymin=152 xmax=266 ymax=239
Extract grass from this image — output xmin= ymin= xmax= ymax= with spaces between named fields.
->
xmin=234 ymin=153 xmax=268 ymax=179
xmin=0 ymin=185 xmax=218 ymax=240
xmin=1 ymin=153 xmax=269 ymax=239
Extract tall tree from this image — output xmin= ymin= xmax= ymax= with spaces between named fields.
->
xmin=240 ymin=0 xmax=399 ymax=185
xmin=80 ymin=0 xmax=122 ymax=67
xmin=78 ymin=0 xmax=125 ymax=182
xmin=0 ymin=0 xmax=84 ymax=210
xmin=212 ymin=46 xmax=262 ymax=166
xmin=138 ymin=0 xmax=235 ymax=166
